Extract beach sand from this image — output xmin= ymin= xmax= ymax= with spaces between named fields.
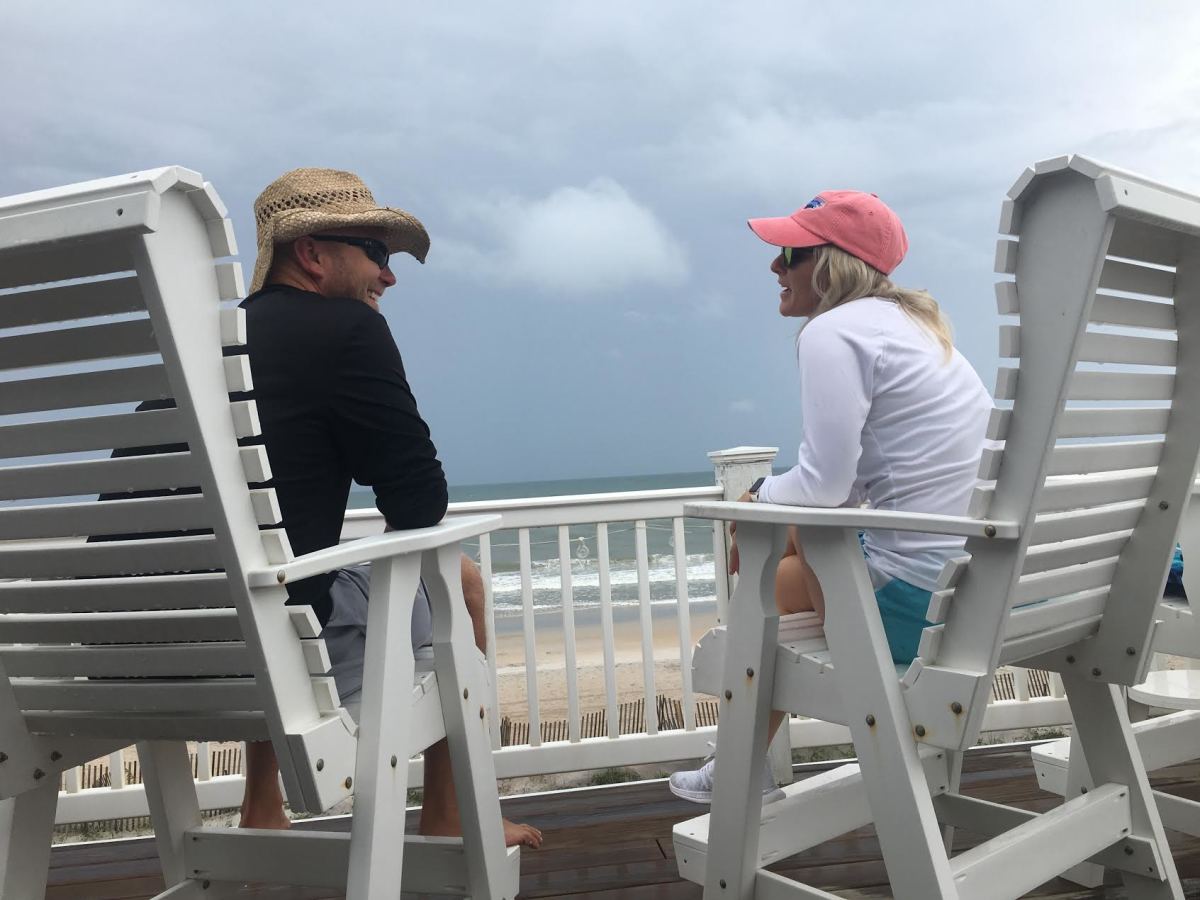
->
xmin=491 ymin=602 xmax=719 ymax=723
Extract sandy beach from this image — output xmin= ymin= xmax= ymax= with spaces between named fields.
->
xmin=491 ymin=602 xmax=719 ymax=723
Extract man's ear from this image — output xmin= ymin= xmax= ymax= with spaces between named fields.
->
xmin=290 ymin=236 xmax=327 ymax=281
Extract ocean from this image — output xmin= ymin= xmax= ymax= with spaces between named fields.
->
xmin=349 ymin=470 xmax=725 ymax=620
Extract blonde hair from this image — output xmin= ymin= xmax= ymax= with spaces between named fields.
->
xmin=805 ymin=245 xmax=953 ymax=359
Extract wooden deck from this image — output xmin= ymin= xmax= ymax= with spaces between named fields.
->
xmin=46 ymin=743 xmax=1200 ymax=899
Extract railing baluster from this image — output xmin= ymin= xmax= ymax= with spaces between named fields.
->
xmin=597 ymin=523 xmax=619 ymax=739
xmin=672 ymin=518 xmax=696 ymax=731
xmin=196 ymin=741 xmax=211 ymax=781
xmin=558 ymin=526 xmax=581 ymax=742
xmin=712 ymin=520 xmax=730 ymax=625
xmin=478 ymin=532 xmax=502 ymax=750
xmin=519 ymin=528 xmax=540 ymax=745
xmin=63 ymin=765 xmax=79 ymax=794
xmin=109 ymin=750 xmax=125 ymax=789
xmin=1014 ymin=667 xmax=1031 ymax=702
xmin=635 ymin=520 xmax=656 ymax=735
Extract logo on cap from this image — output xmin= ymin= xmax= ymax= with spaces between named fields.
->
xmin=803 ymin=197 xmax=826 ymax=209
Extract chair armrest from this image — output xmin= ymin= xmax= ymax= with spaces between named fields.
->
xmin=246 ymin=514 xmax=502 ymax=588
xmin=682 ymin=501 xmax=1019 ymax=540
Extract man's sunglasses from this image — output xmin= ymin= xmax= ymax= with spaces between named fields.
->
xmin=310 ymin=234 xmax=390 ymax=269
xmin=781 ymin=246 xmax=816 ymax=267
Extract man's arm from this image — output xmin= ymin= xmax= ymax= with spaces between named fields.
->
xmin=329 ymin=313 xmax=449 ymax=529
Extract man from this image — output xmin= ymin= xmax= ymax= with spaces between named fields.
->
xmin=236 ymin=167 xmax=540 ymax=849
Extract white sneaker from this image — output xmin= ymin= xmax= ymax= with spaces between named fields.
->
xmin=668 ymin=748 xmax=785 ymax=805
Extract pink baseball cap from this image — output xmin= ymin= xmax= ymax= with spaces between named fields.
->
xmin=747 ymin=190 xmax=908 ymax=275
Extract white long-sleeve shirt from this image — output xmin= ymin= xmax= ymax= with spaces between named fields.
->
xmin=756 ymin=297 xmax=993 ymax=591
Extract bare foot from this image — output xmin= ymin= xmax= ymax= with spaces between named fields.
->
xmin=504 ymin=818 xmax=542 ymax=849
xmin=238 ymin=805 xmax=291 ymax=830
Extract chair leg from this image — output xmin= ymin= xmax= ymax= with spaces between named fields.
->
xmin=1063 ymin=673 xmax=1183 ymax=899
xmin=941 ymin=749 xmax=963 ymax=853
xmin=800 ymin=526 xmax=960 ymax=900
xmin=702 ymin=522 xmax=787 ymax=900
xmin=424 ymin=544 xmax=512 ymax=900
xmin=0 ymin=778 xmax=58 ymax=900
xmin=346 ymin=554 xmax=421 ymax=900
xmin=139 ymin=740 xmax=214 ymax=899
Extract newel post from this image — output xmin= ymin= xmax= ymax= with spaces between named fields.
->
xmin=708 ymin=446 xmax=778 ymax=620
xmin=708 ymin=447 xmax=793 ymax=784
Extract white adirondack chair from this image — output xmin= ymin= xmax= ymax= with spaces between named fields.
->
xmin=0 ymin=168 xmax=518 ymax=899
xmin=672 ymin=155 xmax=1200 ymax=900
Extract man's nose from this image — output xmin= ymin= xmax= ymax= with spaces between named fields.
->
xmin=770 ymin=255 xmax=785 ymax=275
xmin=380 ymin=264 xmax=397 ymax=286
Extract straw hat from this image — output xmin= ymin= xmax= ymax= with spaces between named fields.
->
xmin=249 ymin=167 xmax=430 ymax=293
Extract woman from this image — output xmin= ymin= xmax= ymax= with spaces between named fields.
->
xmin=669 ymin=191 xmax=993 ymax=804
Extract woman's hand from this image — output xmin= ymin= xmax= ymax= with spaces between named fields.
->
xmin=727 ymin=490 xmax=754 ymax=574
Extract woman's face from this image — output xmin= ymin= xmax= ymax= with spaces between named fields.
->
xmin=770 ymin=249 xmax=819 ymax=317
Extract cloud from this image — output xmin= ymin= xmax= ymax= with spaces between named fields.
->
xmin=442 ymin=179 xmax=687 ymax=295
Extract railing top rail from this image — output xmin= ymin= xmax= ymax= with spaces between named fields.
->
xmin=343 ymin=485 xmax=725 ymax=536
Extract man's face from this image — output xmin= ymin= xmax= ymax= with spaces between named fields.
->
xmin=306 ymin=226 xmax=396 ymax=311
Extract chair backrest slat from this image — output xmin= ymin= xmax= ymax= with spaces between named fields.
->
xmin=0 ymin=452 xmax=200 ymax=500
xmin=0 ymin=364 xmax=172 ymax=416
xmin=0 ymin=491 xmax=279 ymax=541
xmin=0 ymin=573 xmax=233 ymax=612
xmin=0 ymin=275 xmax=147 ymax=329
xmin=1 ymin=639 xmax=328 ymax=679
xmin=0 ymin=407 xmax=187 ymax=459
xmin=0 ymin=318 xmax=158 ymax=371
xmin=1045 ymin=440 xmax=1163 ymax=475
xmin=0 ymin=238 xmax=136 ymax=290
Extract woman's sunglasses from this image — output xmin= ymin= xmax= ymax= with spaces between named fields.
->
xmin=780 ymin=246 xmax=815 ymax=267
xmin=310 ymin=234 xmax=391 ymax=269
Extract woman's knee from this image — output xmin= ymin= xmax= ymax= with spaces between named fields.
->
xmin=775 ymin=555 xmax=814 ymax=614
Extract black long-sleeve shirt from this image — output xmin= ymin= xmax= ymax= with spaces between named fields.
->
xmin=241 ymin=285 xmax=448 ymax=623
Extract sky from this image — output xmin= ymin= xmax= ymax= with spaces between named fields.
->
xmin=4 ymin=2 xmax=1200 ymax=487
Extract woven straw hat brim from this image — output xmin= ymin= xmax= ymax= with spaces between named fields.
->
xmin=249 ymin=206 xmax=430 ymax=294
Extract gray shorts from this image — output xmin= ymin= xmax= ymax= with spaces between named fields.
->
xmin=320 ymin=563 xmax=433 ymax=721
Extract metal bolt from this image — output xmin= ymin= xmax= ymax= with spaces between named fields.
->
xmin=746 ymin=667 xmax=754 ymax=678
xmin=1081 ymin=786 xmax=1088 ymax=794
xmin=463 ymin=688 xmax=469 ymax=700
xmin=479 ymin=706 xmax=486 ymax=719
xmin=316 ymin=759 xmax=324 ymax=772
xmin=720 ymin=879 xmax=727 ymax=889
xmin=202 ymin=880 xmax=211 ymax=890
xmin=1126 ymin=647 xmax=1137 ymax=656
xmin=1066 ymin=655 xmax=1076 ymax=664
xmin=344 ymin=777 xmax=353 ymax=789
xmin=33 ymin=769 xmax=44 ymax=780
xmin=116 ymin=208 xmax=124 ymax=216
xmin=865 ymin=715 xmax=876 ymax=727
xmin=1124 ymin=846 xmax=1135 ymax=856
xmin=950 ymin=702 xmax=963 ymax=714
xmin=724 ymin=690 xmax=733 ymax=701
xmin=391 ymin=755 xmax=398 ymax=768
xmin=1159 ymin=500 xmax=1170 ymax=511
xmin=276 ymin=570 xmax=287 ymax=584
xmin=1092 ymin=667 xmax=1102 ymax=677
xmin=0 ymin=752 xmax=9 ymax=763
xmin=915 ymin=725 xmax=927 ymax=738
xmin=49 ymin=751 xmax=62 ymax=762
xmin=984 ymin=524 xmax=997 ymax=538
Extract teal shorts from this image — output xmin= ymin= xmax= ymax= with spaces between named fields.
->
xmin=874 ymin=576 xmax=934 ymax=666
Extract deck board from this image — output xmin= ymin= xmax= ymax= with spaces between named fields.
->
xmin=45 ymin=743 xmax=1200 ymax=899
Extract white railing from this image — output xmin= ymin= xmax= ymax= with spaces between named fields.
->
xmin=51 ymin=447 xmax=1093 ymax=826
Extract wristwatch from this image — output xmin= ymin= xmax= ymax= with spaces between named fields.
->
xmin=747 ymin=476 xmax=766 ymax=501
